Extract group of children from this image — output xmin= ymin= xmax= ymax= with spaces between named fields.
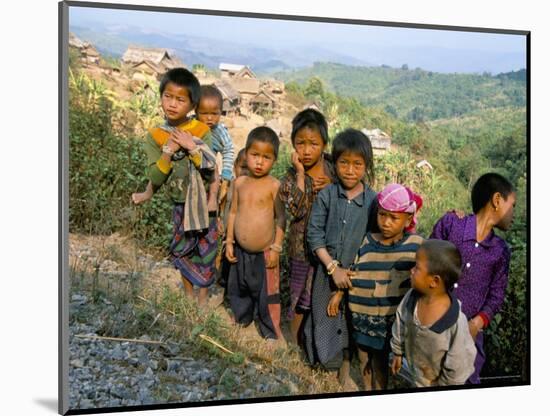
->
xmin=132 ymin=67 xmax=516 ymax=390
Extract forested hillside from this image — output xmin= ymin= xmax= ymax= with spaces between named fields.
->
xmin=277 ymin=62 xmax=526 ymax=121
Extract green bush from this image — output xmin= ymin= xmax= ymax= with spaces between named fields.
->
xmin=69 ymin=69 xmax=174 ymax=249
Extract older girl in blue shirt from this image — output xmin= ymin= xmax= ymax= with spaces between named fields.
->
xmin=303 ymin=128 xmax=377 ymax=389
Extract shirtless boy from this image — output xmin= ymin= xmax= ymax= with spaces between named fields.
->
xmin=224 ymin=126 xmax=285 ymax=340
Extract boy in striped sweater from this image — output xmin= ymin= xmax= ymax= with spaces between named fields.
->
xmin=327 ymin=183 xmax=423 ymax=390
xmin=196 ymin=85 xmax=235 ymax=206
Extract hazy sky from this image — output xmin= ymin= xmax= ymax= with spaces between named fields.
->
xmin=70 ymin=6 xmax=525 ymax=49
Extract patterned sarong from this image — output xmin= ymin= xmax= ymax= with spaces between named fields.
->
xmin=351 ymin=312 xmax=395 ymax=351
xmin=287 ymin=257 xmax=314 ymax=320
xmin=170 ymin=204 xmax=218 ymax=288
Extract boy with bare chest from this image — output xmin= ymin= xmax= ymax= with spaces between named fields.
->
xmin=225 ymin=127 xmax=285 ymax=340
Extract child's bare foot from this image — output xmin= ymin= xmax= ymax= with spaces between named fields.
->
xmin=340 ymin=376 xmax=359 ymax=392
xmin=265 ymin=337 xmax=287 ymax=351
xmin=265 ymin=338 xmax=278 ymax=351
xmin=132 ymin=181 xmax=154 ymax=205
xmin=198 ymin=288 xmax=209 ymax=308
xmin=337 ymin=360 xmax=358 ymax=391
xmin=132 ymin=191 xmax=152 ymax=205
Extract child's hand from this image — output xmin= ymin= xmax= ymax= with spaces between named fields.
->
xmin=266 ymin=249 xmax=280 ymax=269
xmin=164 ymin=137 xmax=181 ymax=154
xmin=225 ymin=243 xmax=237 ymax=263
xmin=332 ymin=267 xmax=354 ymax=289
xmin=291 ymin=152 xmax=305 ymax=174
xmin=327 ymin=291 xmax=343 ymax=317
xmin=217 ymin=218 xmax=225 ymax=235
xmin=391 ymin=355 xmax=402 ymax=375
xmin=219 ymin=180 xmax=229 ymax=204
xmin=468 ymin=316 xmax=484 ymax=339
xmin=312 ymin=175 xmax=331 ymax=192
xmin=171 ymin=129 xmax=196 ymax=151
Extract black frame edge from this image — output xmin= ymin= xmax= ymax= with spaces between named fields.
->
xmin=59 ymin=1 xmax=70 ymax=414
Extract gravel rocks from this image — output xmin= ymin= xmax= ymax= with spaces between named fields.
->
xmin=68 ymin=288 xmax=290 ymax=411
xmin=67 ymin=240 xmax=293 ymax=410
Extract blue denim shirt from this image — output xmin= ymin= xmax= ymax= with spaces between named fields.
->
xmin=307 ymin=182 xmax=377 ymax=268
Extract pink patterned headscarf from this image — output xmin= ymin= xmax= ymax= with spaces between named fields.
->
xmin=377 ymin=183 xmax=423 ymax=232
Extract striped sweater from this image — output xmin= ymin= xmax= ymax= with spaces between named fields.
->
xmin=349 ymin=233 xmax=424 ymax=317
xmin=210 ymin=123 xmax=235 ymax=181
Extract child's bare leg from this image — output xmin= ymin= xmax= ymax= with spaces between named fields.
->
xmin=337 ymin=349 xmax=357 ymax=390
xmin=132 ymin=181 xmax=153 ymax=204
xmin=198 ymin=287 xmax=208 ymax=307
xmin=289 ymin=312 xmax=304 ymax=345
xmin=181 ymin=277 xmax=195 ymax=299
xmin=358 ymin=348 xmax=373 ymax=390
xmin=372 ymin=351 xmax=389 ymax=390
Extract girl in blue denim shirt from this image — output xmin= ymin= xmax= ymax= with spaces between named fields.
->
xmin=303 ymin=128 xmax=377 ymax=389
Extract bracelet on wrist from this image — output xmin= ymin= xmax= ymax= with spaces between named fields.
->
xmin=162 ymin=145 xmax=175 ymax=156
xmin=270 ymin=243 xmax=283 ymax=253
xmin=327 ymin=259 xmax=340 ymax=275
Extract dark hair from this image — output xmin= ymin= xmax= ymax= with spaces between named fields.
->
xmin=291 ymin=109 xmax=329 ymax=145
xmin=234 ymin=148 xmax=246 ymax=166
xmin=245 ymin=126 xmax=280 ymax=159
xmin=471 ymin=173 xmax=514 ymax=214
xmin=200 ymin=84 xmax=223 ymax=110
xmin=159 ymin=68 xmax=201 ymax=108
xmin=421 ymin=240 xmax=462 ymax=291
xmin=332 ymin=128 xmax=374 ymax=184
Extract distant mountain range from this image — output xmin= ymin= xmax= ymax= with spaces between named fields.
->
xmin=69 ymin=23 xmax=372 ymax=74
xmin=70 ymin=20 xmax=525 ymax=75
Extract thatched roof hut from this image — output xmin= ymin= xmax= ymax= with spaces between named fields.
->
xmin=361 ymin=128 xmax=392 ymax=155
xmin=234 ymin=66 xmax=257 ymax=79
xmin=219 ymin=63 xmax=245 ymax=78
xmin=229 ymin=78 xmax=261 ymax=96
xmin=122 ymin=46 xmax=184 ymax=76
xmin=69 ymin=32 xmax=87 ymax=49
xmin=262 ymin=79 xmax=285 ymax=94
xmin=251 ymin=90 xmax=277 ymax=113
xmin=219 ymin=63 xmax=257 ymax=79
xmin=69 ymin=33 xmax=100 ymax=65
xmin=213 ymin=80 xmax=241 ymax=115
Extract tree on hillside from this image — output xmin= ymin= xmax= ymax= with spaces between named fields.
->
xmin=304 ymin=77 xmax=325 ymax=101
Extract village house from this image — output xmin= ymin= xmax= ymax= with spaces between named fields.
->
xmin=250 ymin=90 xmax=277 ymax=114
xmin=69 ymin=33 xmax=101 ymax=65
xmin=218 ymin=63 xmax=260 ymax=108
xmin=228 ymin=78 xmax=260 ymax=109
xmin=262 ymin=79 xmax=285 ymax=96
xmin=220 ymin=63 xmax=244 ymax=78
xmin=214 ymin=80 xmax=241 ymax=116
xmin=234 ymin=66 xmax=257 ymax=79
xmin=362 ymin=128 xmax=392 ymax=155
xmin=219 ymin=63 xmax=254 ymax=78
xmin=121 ymin=46 xmax=185 ymax=79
